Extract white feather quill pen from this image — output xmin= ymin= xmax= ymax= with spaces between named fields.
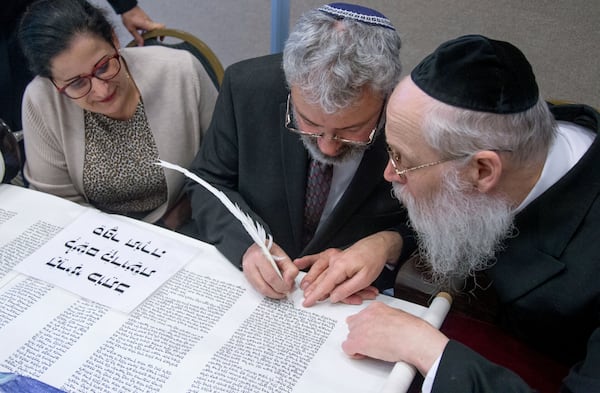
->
xmin=157 ymin=160 xmax=283 ymax=279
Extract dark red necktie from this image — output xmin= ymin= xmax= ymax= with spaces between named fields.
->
xmin=303 ymin=159 xmax=333 ymax=246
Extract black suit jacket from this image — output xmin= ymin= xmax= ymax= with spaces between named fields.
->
xmin=433 ymin=104 xmax=600 ymax=393
xmin=184 ymin=54 xmax=412 ymax=283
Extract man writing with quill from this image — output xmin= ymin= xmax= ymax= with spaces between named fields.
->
xmin=183 ymin=3 xmax=414 ymax=303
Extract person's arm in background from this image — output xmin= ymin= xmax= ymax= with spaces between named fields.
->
xmin=107 ymin=0 xmax=164 ymax=46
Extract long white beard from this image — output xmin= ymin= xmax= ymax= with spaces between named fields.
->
xmin=392 ymin=169 xmax=516 ymax=288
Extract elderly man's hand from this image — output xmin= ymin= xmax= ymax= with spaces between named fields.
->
xmin=295 ymin=231 xmax=403 ymax=307
xmin=242 ymin=242 xmax=298 ymax=299
xmin=343 ymin=301 xmax=449 ymax=375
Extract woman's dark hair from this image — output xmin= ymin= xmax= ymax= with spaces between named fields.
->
xmin=19 ymin=0 xmax=114 ymax=78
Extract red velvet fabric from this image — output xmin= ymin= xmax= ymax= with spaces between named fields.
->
xmin=440 ymin=311 xmax=570 ymax=393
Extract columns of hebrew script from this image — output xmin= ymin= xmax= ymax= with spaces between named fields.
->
xmin=61 ymin=271 xmax=246 ymax=392
xmin=192 ymin=298 xmax=336 ymax=392
xmin=0 ymin=220 xmax=62 ymax=277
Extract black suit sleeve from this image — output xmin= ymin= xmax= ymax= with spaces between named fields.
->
xmin=432 ymin=340 xmax=537 ymax=393
xmin=562 ymin=328 xmax=600 ymax=393
xmin=106 ymin=0 xmax=137 ymax=14
xmin=432 ymin=330 xmax=600 ymax=393
xmin=183 ymin=63 xmax=260 ymax=268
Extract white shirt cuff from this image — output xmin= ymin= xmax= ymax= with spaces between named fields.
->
xmin=421 ymin=354 xmax=442 ymax=393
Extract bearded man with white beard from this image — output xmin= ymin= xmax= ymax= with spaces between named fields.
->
xmin=330 ymin=35 xmax=600 ymax=393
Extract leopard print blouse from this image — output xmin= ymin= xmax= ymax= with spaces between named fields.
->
xmin=82 ymin=100 xmax=167 ymax=218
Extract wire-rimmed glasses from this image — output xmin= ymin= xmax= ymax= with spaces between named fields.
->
xmin=285 ymin=93 xmax=383 ymax=147
xmin=386 ymin=145 xmax=465 ymax=180
xmin=387 ymin=145 xmax=513 ymax=180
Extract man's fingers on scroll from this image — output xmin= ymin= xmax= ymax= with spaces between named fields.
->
xmin=294 ymin=254 xmax=316 ymax=270
xmin=242 ymin=246 xmax=289 ymax=298
xmin=257 ymin=257 xmax=293 ymax=294
xmin=243 ymin=263 xmax=285 ymax=299
xmin=337 ymin=286 xmax=379 ymax=305
xmin=297 ymin=255 xmax=327 ymax=290
xmin=303 ymin=256 xmax=355 ymax=306
xmin=302 ymin=270 xmax=338 ymax=307
xmin=277 ymin=257 xmax=299 ymax=289
xmin=342 ymin=320 xmax=367 ymax=358
xmin=329 ymin=272 xmax=376 ymax=303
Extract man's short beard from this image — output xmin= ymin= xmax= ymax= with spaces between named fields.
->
xmin=393 ymin=168 xmax=516 ymax=289
xmin=301 ymin=135 xmax=368 ymax=165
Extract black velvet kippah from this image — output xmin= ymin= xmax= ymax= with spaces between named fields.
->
xmin=411 ymin=34 xmax=539 ymax=114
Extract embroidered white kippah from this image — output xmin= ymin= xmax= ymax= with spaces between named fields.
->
xmin=318 ymin=3 xmax=395 ymax=30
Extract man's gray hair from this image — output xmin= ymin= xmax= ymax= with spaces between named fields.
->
xmin=423 ymin=98 xmax=557 ymax=166
xmin=283 ymin=8 xmax=402 ymax=113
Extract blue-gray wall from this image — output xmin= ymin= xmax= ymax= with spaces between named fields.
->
xmin=99 ymin=0 xmax=599 ymax=108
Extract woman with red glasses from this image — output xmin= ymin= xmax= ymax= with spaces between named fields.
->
xmin=18 ymin=0 xmax=217 ymax=228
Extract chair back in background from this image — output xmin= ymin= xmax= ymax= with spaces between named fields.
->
xmin=126 ymin=28 xmax=224 ymax=90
